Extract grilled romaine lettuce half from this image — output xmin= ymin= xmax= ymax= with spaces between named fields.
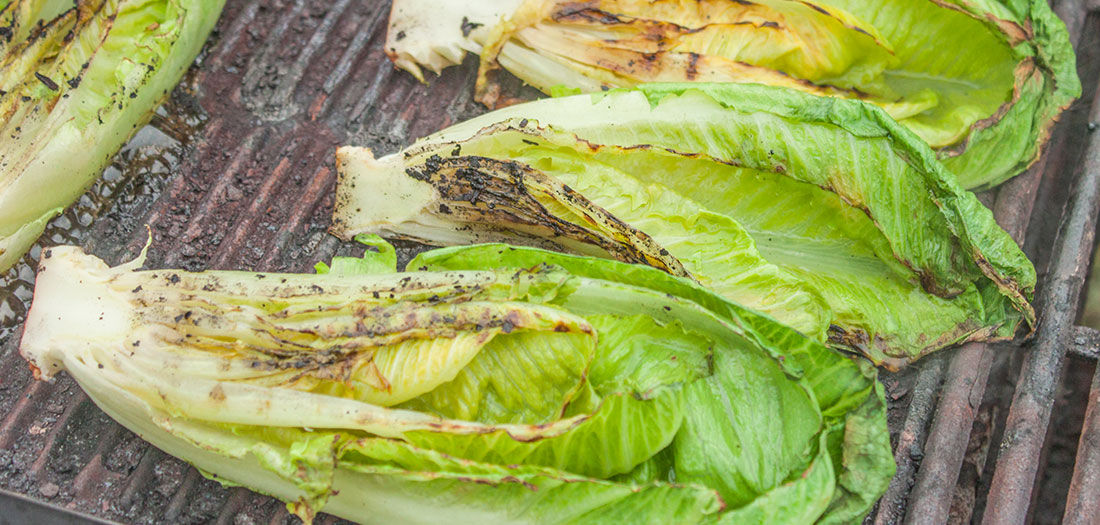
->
xmin=385 ymin=0 xmax=1079 ymax=189
xmin=20 ymin=239 xmax=893 ymax=524
xmin=0 ymin=0 xmax=226 ymax=273
xmin=332 ymin=84 xmax=1036 ymax=368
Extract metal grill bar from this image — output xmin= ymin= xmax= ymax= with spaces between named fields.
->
xmin=873 ymin=355 xmax=946 ymax=525
xmin=982 ymin=64 xmax=1100 ymax=525
xmin=1064 ymin=363 xmax=1100 ymax=523
xmin=1070 ymin=325 xmax=1100 ymax=360
xmin=907 ymin=342 xmax=997 ymax=524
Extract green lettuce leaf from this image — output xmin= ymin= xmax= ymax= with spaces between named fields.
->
xmin=334 ymin=84 xmax=1035 ymax=366
xmin=412 ymin=242 xmax=895 ymax=522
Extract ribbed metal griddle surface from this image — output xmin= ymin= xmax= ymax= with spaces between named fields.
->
xmin=0 ymin=1 xmax=1096 ymax=523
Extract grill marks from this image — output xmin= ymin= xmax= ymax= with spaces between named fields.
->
xmin=406 ymin=153 xmax=692 ymax=279
xmin=552 ymin=5 xmax=630 ymax=26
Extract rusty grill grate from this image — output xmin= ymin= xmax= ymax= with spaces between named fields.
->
xmin=0 ymin=1 xmax=1097 ymax=523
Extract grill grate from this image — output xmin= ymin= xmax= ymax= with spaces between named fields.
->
xmin=0 ymin=1 xmax=1096 ymax=523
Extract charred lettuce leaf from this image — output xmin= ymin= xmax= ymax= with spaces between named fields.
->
xmin=20 ymin=241 xmax=892 ymax=523
xmin=385 ymin=0 xmax=1079 ymax=189
xmin=333 ymin=84 xmax=1036 ymax=367
xmin=0 ymin=0 xmax=226 ymax=273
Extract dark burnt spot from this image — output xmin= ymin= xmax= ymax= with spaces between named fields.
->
xmin=685 ymin=52 xmax=700 ymax=80
xmin=450 ymin=144 xmax=461 ymax=156
xmin=426 ymin=154 xmax=444 ymax=172
xmin=406 ymin=153 xmax=692 ymax=279
xmin=395 ymin=30 xmax=406 ymax=41
xmin=167 ymin=274 xmax=180 ymax=284
xmin=553 ymin=6 xmax=627 ymax=25
xmin=806 ymin=3 xmax=831 ymax=16
xmin=460 ymin=16 xmax=482 ymax=37
xmin=761 ymin=21 xmax=780 ymax=29
xmin=917 ymin=268 xmax=963 ymax=300
xmin=521 ymin=139 xmax=538 ymax=146
xmin=505 ymin=310 xmax=523 ymax=330
xmin=34 ymin=72 xmax=59 ymax=91
xmin=828 ymin=324 xmax=871 ymax=352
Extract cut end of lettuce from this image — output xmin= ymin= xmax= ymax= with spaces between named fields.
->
xmin=384 ymin=0 xmax=522 ymax=81
xmin=20 ymin=246 xmax=130 ymax=380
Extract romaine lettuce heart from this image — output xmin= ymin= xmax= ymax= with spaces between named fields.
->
xmin=333 ymin=84 xmax=1036 ymax=367
xmin=19 ymin=241 xmax=893 ymax=524
xmin=385 ymin=0 xmax=1079 ymax=189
